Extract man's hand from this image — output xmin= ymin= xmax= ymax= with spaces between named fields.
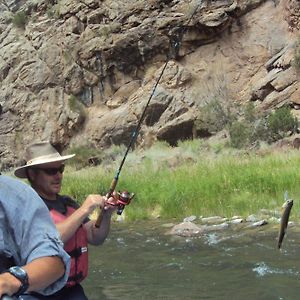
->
xmin=102 ymin=194 xmax=118 ymax=215
xmin=81 ymin=194 xmax=106 ymax=215
xmin=0 ymin=272 xmax=22 ymax=297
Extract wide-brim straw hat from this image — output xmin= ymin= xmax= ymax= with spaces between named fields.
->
xmin=14 ymin=141 xmax=75 ymax=178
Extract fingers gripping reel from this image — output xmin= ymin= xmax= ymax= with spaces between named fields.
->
xmin=115 ymin=191 xmax=134 ymax=215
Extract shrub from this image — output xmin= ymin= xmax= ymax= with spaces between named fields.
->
xmin=67 ymin=144 xmax=127 ymax=170
xmin=228 ymin=103 xmax=298 ymax=148
xmin=293 ymin=37 xmax=300 ymax=69
xmin=68 ymin=95 xmax=86 ymax=119
xmin=46 ymin=2 xmax=60 ymax=19
xmin=228 ymin=120 xmax=251 ymax=148
xmin=244 ymin=102 xmax=256 ymax=123
xmin=12 ymin=11 xmax=27 ymax=29
xmin=267 ymin=106 xmax=298 ymax=141
xmin=67 ymin=145 xmax=101 ymax=169
xmin=250 ymin=118 xmax=269 ymax=143
xmin=194 ymin=99 xmax=235 ymax=135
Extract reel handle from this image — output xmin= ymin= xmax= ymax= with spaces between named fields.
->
xmin=94 ymin=190 xmax=134 ymax=228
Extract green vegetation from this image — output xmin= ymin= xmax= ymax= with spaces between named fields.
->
xmin=67 ymin=144 xmax=126 ymax=169
xmin=68 ymin=95 xmax=86 ymax=120
xmin=195 ymin=98 xmax=298 ymax=149
xmin=194 ymin=98 xmax=234 ymax=135
xmin=228 ymin=120 xmax=251 ymax=148
xmin=267 ymin=106 xmax=298 ymax=141
xmin=61 ymin=139 xmax=300 ymax=222
xmin=99 ymin=26 xmax=112 ymax=39
xmin=230 ymin=104 xmax=297 ymax=148
xmin=46 ymin=4 xmax=59 ymax=19
xmin=12 ymin=11 xmax=28 ymax=29
xmin=293 ymin=36 xmax=300 ymax=69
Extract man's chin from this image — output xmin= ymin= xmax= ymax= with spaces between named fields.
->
xmin=52 ymin=185 xmax=61 ymax=193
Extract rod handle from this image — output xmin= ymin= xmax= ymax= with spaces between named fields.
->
xmin=94 ymin=208 xmax=105 ymax=228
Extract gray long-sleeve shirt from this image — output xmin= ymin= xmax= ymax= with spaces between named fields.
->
xmin=0 ymin=175 xmax=70 ymax=297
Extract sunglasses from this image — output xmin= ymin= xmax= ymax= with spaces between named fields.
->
xmin=32 ymin=165 xmax=65 ymax=176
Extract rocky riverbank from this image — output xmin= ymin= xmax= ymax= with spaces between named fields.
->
xmin=164 ymin=208 xmax=295 ymax=238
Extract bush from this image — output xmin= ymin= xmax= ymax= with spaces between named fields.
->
xmin=228 ymin=121 xmax=251 ymax=148
xmin=250 ymin=118 xmax=269 ymax=143
xmin=68 ymin=95 xmax=86 ymax=120
xmin=46 ymin=3 xmax=60 ymax=19
xmin=267 ymin=106 xmax=298 ymax=141
xmin=244 ymin=102 xmax=256 ymax=123
xmin=194 ymin=99 xmax=235 ymax=135
xmin=67 ymin=144 xmax=127 ymax=170
xmin=228 ymin=103 xmax=298 ymax=148
xmin=67 ymin=145 xmax=101 ymax=169
xmin=293 ymin=37 xmax=300 ymax=69
xmin=12 ymin=11 xmax=27 ymax=29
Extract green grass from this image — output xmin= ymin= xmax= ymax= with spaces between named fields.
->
xmin=61 ymin=141 xmax=300 ymax=222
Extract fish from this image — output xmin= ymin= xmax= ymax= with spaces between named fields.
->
xmin=277 ymin=199 xmax=293 ymax=249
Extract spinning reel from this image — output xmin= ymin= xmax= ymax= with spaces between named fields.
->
xmin=113 ymin=190 xmax=135 ymax=215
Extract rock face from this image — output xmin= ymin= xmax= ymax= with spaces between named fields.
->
xmin=0 ymin=0 xmax=299 ymax=168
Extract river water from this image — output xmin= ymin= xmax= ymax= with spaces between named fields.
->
xmin=83 ymin=220 xmax=300 ymax=300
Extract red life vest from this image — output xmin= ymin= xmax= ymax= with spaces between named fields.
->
xmin=50 ymin=207 xmax=88 ymax=287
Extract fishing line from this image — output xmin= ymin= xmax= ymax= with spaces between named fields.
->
xmin=95 ymin=0 xmax=203 ymax=227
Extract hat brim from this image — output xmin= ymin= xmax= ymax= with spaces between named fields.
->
xmin=14 ymin=154 xmax=75 ymax=179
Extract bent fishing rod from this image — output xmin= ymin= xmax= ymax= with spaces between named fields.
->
xmin=95 ymin=1 xmax=202 ymax=227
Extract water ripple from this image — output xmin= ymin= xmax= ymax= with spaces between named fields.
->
xmin=253 ymin=262 xmax=300 ymax=277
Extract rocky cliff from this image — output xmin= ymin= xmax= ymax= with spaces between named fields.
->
xmin=0 ymin=0 xmax=299 ymax=169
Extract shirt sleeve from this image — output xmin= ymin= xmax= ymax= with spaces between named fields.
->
xmin=1 ymin=178 xmax=70 ymax=296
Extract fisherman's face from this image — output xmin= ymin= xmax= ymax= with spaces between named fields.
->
xmin=28 ymin=162 xmax=64 ymax=200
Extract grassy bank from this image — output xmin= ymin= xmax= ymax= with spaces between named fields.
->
xmin=61 ymin=139 xmax=300 ymax=222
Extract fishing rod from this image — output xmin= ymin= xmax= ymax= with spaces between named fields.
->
xmin=95 ymin=0 xmax=202 ymax=228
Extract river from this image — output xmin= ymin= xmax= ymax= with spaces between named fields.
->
xmin=83 ymin=220 xmax=300 ymax=299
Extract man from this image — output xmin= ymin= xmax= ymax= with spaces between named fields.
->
xmin=0 ymin=174 xmax=71 ymax=299
xmin=14 ymin=141 xmax=117 ymax=300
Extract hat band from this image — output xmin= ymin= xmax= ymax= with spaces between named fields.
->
xmin=27 ymin=154 xmax=64 ymax=166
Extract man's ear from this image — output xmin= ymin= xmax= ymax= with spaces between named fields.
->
xmin=26 ymin=168 xmax=35 ymax=182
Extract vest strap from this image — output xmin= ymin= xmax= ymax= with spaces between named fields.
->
xmin=68 ymin=271 xmax=83 ymax=283
xmin=68 ymin=247 xmax=84 ymax=258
